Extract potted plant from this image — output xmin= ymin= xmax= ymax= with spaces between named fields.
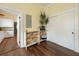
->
xmin=39 ymin=12 xmax=49 ymax=30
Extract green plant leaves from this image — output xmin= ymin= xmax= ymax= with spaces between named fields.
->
xmin=40 ymin=12 xmax=49 ymax=26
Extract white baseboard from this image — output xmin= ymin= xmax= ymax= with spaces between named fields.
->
xmin=47 ymin=39 xmax=79 ymax=53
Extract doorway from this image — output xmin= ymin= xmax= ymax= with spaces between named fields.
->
xmin=0 ymin=7 xmax=26 ymax=54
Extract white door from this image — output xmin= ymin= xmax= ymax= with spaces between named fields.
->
xmin=47 ymin=9 xmax=75 ymax=50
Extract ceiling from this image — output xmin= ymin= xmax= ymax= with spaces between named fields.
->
xmin=0 ymin=3 xmax=52 ymax=13
xmin=32 ymin=3 xmax=52 ymax=6
xmin=0 ymin=3 xmax=52 ymax=7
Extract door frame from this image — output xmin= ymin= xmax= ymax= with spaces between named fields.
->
xmin=74 ymin=4 xmax=79 ymax=52
xmin=0 ymin=7 xmax=26 ymax=48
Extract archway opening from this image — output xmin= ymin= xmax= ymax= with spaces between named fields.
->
xmin=0 ymin=7 xmax=25 ymax=54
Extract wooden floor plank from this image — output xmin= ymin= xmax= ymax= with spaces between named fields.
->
xmin=0 ymin=37 xmax=79 ymax=56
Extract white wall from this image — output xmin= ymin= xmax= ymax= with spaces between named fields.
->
xmin=47 ymin=8 xmax=76 ymax=51
xmin=0 ymin=18 xmax=14 ymax=38
xmin=0 ymin=18 xmax=14 ymax=27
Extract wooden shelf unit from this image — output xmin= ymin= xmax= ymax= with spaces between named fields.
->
xmin=26 ymin=30 xmax=47 ymax=47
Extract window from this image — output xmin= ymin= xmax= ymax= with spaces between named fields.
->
xmin=26 ymin=15 xmax=32 ymax=28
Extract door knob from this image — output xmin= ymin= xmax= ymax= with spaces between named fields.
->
xmin=72 ymin=32 xmax=74 ymax=34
